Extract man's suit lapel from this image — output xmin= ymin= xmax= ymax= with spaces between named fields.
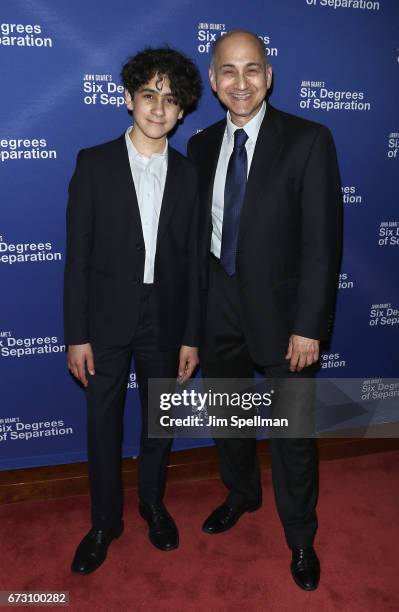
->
xmin=112 ymin=135 xmax=145 ymax=243
xmin=239 ymin=104 xmax=285 ymax=241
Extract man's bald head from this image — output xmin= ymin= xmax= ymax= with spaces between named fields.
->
xmin=210 ymin=30 xmax=269 ymax=73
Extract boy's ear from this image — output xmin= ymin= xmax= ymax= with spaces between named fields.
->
xmin=124 ymin=88 xmax=134 ymax=111
xmin=178 ymin=109 xmax=184 ymax=120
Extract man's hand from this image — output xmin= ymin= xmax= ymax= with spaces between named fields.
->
xmin=178 ymin=345 xmax=199 ymax=385
xmin=285 ymin=335 xmax=319 ymax=372
xmin=67 ymin=343 xmax=95 ymax=387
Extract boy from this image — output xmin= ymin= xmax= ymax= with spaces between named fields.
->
xmin=64 ymin=48 xmax=202 ymax=574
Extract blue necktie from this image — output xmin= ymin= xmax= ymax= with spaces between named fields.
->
xmin=220 ymin=128 xmax=248 ymax=276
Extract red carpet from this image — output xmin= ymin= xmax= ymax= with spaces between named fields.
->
xmin=1 ymin=450 xmax=398 ymax=611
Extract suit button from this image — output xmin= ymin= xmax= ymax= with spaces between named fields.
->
xmin=133 ymin=276 xmax=141 ymax=284
xmin=136 ymin=243 xmax=144 ymax=250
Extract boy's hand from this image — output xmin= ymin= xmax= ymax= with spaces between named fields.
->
xmin=67 ymin=343 xmax=95 ymax=387
xmin=178 ymin=346 xmax=199 ymax=385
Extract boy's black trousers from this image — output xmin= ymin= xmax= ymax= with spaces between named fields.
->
xmin=85 ymin=285 xmax=179 ymax=530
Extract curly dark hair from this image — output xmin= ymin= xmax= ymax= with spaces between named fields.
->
xmin=121 ymin=47 xmax=202 ymax=113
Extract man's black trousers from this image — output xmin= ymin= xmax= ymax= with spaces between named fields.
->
xmin=201 ymin=255 xmax=319 ymax=549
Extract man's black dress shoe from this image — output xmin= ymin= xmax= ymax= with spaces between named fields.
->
xmin=202 ymin=501 xmax=261 ymax=534
xmin=290 ymin=546 xmax=320 ymax=591
xmin=139 ymin=502 xmax=179 ymax=551
xmin=71 ymin=521 xmax=124 ymax=575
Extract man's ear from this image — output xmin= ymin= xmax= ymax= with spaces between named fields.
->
xmin=178 ymin=109 xmax=184 ymax=120
xmin=209 ymin=67 xmax=217 ymax=93
xmin=124 ymin=88 xmax=134 ymax=111
xmin=266 ymin=65 xmax=273 ymax=91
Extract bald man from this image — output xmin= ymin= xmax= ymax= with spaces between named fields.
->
xmin=188 ymin=30 xmax=342 ymax=590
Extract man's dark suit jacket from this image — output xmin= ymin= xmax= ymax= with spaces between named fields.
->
xmin=64 ymin=135 xmax=200 ymax=349
xmin=187 ymin=104 xmax=342 ymax=365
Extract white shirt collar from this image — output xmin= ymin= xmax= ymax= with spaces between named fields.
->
xmin=226 ymin=100 xmax=266 ymax=145
xmin=125 ymin=126 xmax=168 ymax=160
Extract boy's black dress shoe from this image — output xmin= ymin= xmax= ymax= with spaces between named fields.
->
xmin=290 ymin=546 xmax=320 ymax=591
xmin=139 ymin=502 xmax=179 ymax=551
xmin=202 ymin=501 xmax=262 ymax=534
xmin=71 ymin=521 xmax=124 ymax=575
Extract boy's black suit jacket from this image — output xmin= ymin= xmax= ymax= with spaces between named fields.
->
xmin=64 ymin=135 xmax=200 ymax=349
xmin=188 ymin=104 xmax=342 ymax=364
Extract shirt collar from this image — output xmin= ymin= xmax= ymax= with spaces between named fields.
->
xmin=226 ymin=100 xmax=266 ymax=145
xmin=125 ymin=126 xmax=168 ymax=160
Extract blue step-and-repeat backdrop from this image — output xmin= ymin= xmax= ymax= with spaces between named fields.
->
xmin=1 ymin=0 xmax=398 ymax=470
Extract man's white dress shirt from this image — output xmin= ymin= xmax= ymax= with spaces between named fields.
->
xmin=211 ymin=101 xmax=266 ymax=258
